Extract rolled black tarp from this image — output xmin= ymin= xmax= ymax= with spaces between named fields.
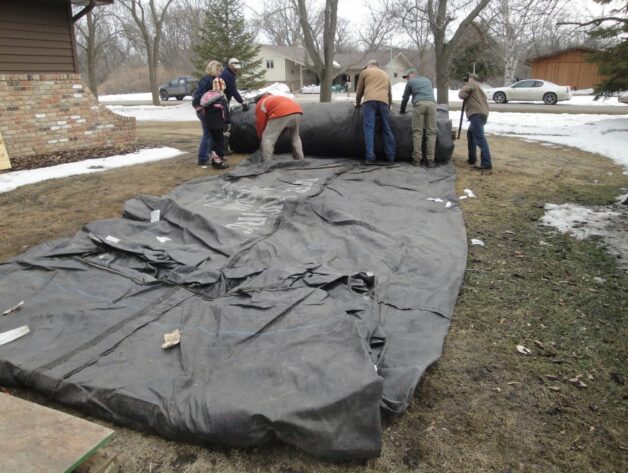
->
xmin=229 ymin=102 xmax=454 ymax=163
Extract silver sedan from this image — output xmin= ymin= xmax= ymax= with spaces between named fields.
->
xmin=486 ymin=80 xmax=573 ymax=105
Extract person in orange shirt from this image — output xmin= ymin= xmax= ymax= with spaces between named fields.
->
xmin=255 ymin=93 xmax=305 ymax=162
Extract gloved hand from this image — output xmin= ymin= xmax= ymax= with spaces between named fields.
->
xmin=241 ymin=102 xmax=250 ymax=112
xmin=399 ymin=107 xmax=406 ymax=115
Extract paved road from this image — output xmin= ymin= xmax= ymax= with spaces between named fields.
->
xmin=102 ymin=95 xmax=628 ymax=115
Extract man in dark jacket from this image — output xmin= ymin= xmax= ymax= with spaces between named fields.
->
xmin=220 ymin=58 xmax=249 ymax=112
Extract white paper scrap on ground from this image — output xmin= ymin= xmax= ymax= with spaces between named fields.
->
xmin=151 ymin=209 xmax=161 ymax=223
xmin=2 ymin=300 xmax=24 ymax=316
xmin=105 ymin=235 xmax=120 ymax=244
xmin=471 ymin=239 xmax=485 ymax=247
xmin=156 ymin=236 xmax=171 ymax=243
xmin=0 ymin=325 xmax=30 ymax=346
xmin=464 ymin=188 xmax=476 ymax=198
xmin=162 ymin=329 xmax=181 ymax=349
xmin=0 ymin=147 xmax=184 ymax=194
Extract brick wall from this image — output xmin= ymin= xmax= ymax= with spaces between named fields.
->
xmin=0 ymin=73 xmax=135 ymax=158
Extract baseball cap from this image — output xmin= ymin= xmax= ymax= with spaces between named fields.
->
xmin=402 ymin=68 xmax=418 ymax=78
xmin=228 ymin=58 xmax=242 ymax=69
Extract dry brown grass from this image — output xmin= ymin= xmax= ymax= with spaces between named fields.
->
xmin=1 ymin=123 xmax=626 ymax=473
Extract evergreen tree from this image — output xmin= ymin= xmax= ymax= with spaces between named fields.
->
xmin=586 ymin=1 xmax=627 ymax=97
xmin=560 ymin=0 xmax=627 ymax=97
xmin=192 ymin=0 xmax=265 ymax=90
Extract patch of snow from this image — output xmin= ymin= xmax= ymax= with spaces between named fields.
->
xmin=0 ymin=147 xmax=184 ymax=193
xmin=540 ymin=203 xmax=619 ymax=240
xmin=463 ymin=188 xmax=476 ymax=198
xmin=471 ymin=239 xmax=485 ymax=247
xmin=468 ymin=113 xmax=628 ymax=171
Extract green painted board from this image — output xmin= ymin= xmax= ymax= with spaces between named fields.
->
xmin=0 ymin=393 xmax=114 ymax=473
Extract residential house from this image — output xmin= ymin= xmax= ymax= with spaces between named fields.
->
xmin=526 ymin=47 xmax=605 ymax=90
xmin=255 ymin=45 xmax=414 ymax=92
xmin=0 ymin=0 xmax=135 ymax=161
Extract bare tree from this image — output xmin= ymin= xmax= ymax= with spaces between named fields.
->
xmin=426 ymin=0 xmax=491 ymax=104
xmin=159 ymin=0 xmax=205 ymax=70
xmin=295 ymin=0 xmax=339 ymax=102
xmin=483 ymin=0 xmax=565 ymax=86
xmin=117 ymin=0 xmax=177 ymax=105
xmin=392 ymin=0 xmax=432 ymax=66
xmin=74 ymin=6 xmax=122 ymax=98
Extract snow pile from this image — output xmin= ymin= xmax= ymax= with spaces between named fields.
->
xmin=241 ymin=82 xmax=294 ymax=100
xmin=301 ymin=84 xmax=320 ymax=94
xmin=108 ymin=104 xmax=197 ymax=121
xmin=99 ymin=92 xmax=194 ymax=103
xmin=0 ymin=147 xmax=184 ymax=193
xmin=473 ymin=113 xmax=628 ymax=171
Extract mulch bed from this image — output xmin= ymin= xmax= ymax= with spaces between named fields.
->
xmin=3 ymin=146 xmax=143 ymax=173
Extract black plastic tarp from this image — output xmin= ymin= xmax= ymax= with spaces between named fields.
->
xmin=0 ymin=153 xmax=466 ymax=460
xmin=230 ymin=102 xmax=454 ymax=163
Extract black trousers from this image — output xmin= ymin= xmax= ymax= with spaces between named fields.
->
xmin=209 ymin=128 xmax=225 ymax=158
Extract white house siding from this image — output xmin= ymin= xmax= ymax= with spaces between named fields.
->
xmin=385 ymin=56 xmax=410 ymax=85
xmin=255 ymin=46 xmax=317 ymax=91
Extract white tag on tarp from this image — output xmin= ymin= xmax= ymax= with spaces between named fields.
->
xmin=105 ymin=235 xmax=120 ymax=244
xmin=156 ymin=236 xmax=171 ymax=243
xmin=0 ymin=325 xmax=30 ymax=346
xmin=150 ymin=209 xmax=161 ymax=223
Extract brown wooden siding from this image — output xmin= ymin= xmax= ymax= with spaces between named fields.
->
xmin=529 ymin=50 xmax=604 ymax=90
xmin=0 ymin=0 xmax=77 ymax=73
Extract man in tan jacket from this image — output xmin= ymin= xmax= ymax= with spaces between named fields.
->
xmin=458 ymin=73 xmax=492 ymax=171
xmin=355 ymin=60 xmax=396 ymax=164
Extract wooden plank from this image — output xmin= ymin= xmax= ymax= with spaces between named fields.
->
xmin=0 ymin=30 xmax=71 ymax=42
xmin=0 ymin=54 xmax=74 ymax=64
xmin=0 ymin=20 xmax=70 ymax=35
xmin=0 ymin=38 xmax=72 ymax=49
xmin=0 ymin=46 xmax=70 ymax=56
xmin=75 ymin=450 xmax=119 ymax=473
xmin=0 ymin=63 xmax=76 ymax=72
xmin=0 ymin=393 xmax=114 ymax=473
xmin=0 ymin=131 xmax=11 ymax=171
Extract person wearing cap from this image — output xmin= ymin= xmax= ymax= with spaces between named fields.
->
xmin=458 ymin=73 xmax=492 ymax=171
xmin=355 ymin=59 xmax=396 ymax=164
xmin=399 ymin=68 xmax=437 ymax=167
xmin=220 ymin=58 xmax=249 ymax=112
xmin=255 ymin=93 xmax=304 ymax=162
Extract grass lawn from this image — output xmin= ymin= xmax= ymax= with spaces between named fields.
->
xmin=0 ymin=122 xmax=625 ymax=473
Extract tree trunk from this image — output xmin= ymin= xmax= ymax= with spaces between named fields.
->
xmin=502 ymin=45 xmax=519 ymax=86
xmin=319 ymin=67 xmax=334 ymax=102
xmin=434 ymin=44 xmax=450 ymax=105
xmin=86 ymin=12 xmax=98 ymax=99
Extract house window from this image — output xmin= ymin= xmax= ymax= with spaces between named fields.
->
xmin=394 ymin=72 xmax=398 ymax=78
xmin=266 ymin=59 xmax=274 ymax=69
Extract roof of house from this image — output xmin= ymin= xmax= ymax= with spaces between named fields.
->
xmin=259 ymin=45 xmax=413 ymax=70
xmin=526 ymin=47 xmax=601 ymax=64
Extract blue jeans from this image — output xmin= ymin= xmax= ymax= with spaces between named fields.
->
xmin=362 ymin=101 xmax=396 ymax=161
xmin=197 ymin=110 xmax=213 ymax=164
xmin=467 ymin=114 xmax=492 ymax=167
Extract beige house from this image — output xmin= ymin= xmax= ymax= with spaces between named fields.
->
xmin=255 ymin=45 xmax=414 ymax=92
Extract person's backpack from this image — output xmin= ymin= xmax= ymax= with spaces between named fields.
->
xmin=200 ymin=90 xmax=223 ymax=108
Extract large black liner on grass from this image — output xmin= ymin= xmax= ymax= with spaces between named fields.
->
xmin=0 ymin=155 xmax=466 ymax=460
xmin=230 ymin=102 xmax=454 ymax=163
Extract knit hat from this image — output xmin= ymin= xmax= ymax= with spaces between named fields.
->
xmin=402 ymin=68 xmax=418 ymax=78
